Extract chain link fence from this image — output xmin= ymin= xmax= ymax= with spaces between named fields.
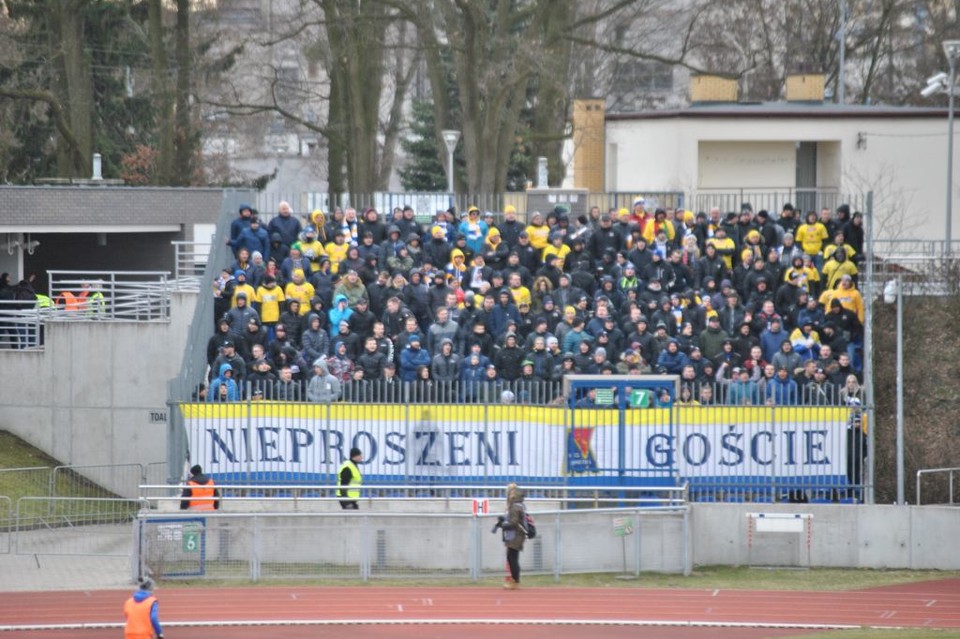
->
xmin=136 ymin=505 xmax=689 ymax=582
xmin=14 ymin=497 xmax=144 ymax=556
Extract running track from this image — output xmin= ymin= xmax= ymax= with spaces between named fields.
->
xmin=2 ymin=580 xmax=959 ymax=638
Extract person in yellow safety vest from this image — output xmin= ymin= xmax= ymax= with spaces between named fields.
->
xmin=123 ymin=578 xmax=164 ymax=639
xmin=83 ymin=280 xmax=106 ymax=318
xmin=179 ymin=465 xmax=221 ymax=511
xmin=338 ymin=447 xmax=363 ymax=510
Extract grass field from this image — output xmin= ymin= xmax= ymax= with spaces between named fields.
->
xmin=0 ymin=430 xmax=138 ymax=529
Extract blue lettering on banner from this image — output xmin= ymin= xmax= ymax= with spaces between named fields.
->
xmin=682 ymin=433 xmax=710 ymax=466
xmin=384 ymin=432 xmax=405 ymax=465
xmin=720 ymin=426 xmax=744 ymax=466
xmin=646 ymin=434 xmax=674 ymax=468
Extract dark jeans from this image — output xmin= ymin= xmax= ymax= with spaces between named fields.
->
xmin=506 ymin=547 xmax=520 ymax=582
xmin=339 ymin=500 xmax=358 ymax=510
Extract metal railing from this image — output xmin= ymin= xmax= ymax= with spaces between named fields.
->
xmin=139 ymin=482 xmax=689 ymax=507
xmin=916 ymin=467 xmax=960 ymax=505
xmin=0 ymin=496 xmax=11 ymax=552
xmin=172 ymin=240 xmax=213 ymax=291
xmin=0 ymin=463 xmax=163 ymax=502
xmin=694 ymin=187 xmax=854 ymax=215
xmin=135 ymin=502 xmax=690 ymax=582
xmin=46 ymin=271 xmax=172 ymax=322
xmin=14 ymin=497 xmax=144 ymax=556
xmin=205 ymin=378 xmax=860 ymax=408
xmin=0 ymin=302 xmax=43 ymax=349
xmin=253 ymin=191 xmax=685 ymax=221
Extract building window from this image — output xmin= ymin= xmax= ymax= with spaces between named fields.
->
xmin=616 ymin=60 xmax=674 ymax=92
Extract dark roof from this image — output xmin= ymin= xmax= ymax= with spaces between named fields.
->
xmin=0 ymin=186 xmax=225 ymax=226
xmin=606 ymin=102 xmax=950 ymax=122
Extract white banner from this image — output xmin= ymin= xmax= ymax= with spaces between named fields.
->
xmin=183 ymin=405 xmax=853 ymax=483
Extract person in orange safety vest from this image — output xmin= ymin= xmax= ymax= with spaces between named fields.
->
xmin=123 ymin=578 xmax=164 ymax=639
xmin=179 ymin=464 xmax=221 ymax=511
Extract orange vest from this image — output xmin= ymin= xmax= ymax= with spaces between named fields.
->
xmin=187 ymin=479 xmax=216 ymax=510
xmin=57 ymin=291 xmax=81 ymax=312
xmin=123 ymin=595 xmax=156 ymax=639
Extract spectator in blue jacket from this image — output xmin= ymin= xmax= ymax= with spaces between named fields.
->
xmin=229 ymin=204 xmax=254 ymax=250
xmin=766 ymin=367 xmax=799 ymax=405
xmin=230 ymin=217 xmax=270 ymax=262
xmin=656 ymin=339 xmax=690 ymax=375
xmin=489 ymin=289 xmax=520 ymax=337
xmin=399 ymin=334 xmax=430 ymax=382
xmin=459 ymin=347 xmax=490 ymax=402
xmin=267 ymin=201 xmax=302 ymax=249
xmin=760 ymin=317 xmax=789 ymax=363
xmin=724 ymin=367 xmax=759 ymax=405
xmin=208 ymin=363 xmax=240 ymax=402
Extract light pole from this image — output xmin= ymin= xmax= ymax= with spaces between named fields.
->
xmin=882 ymin=275 xmax=904 ymax=504
xmin=925 ymin=42 xmax=960 ymax=257
xmin=945 ymin=41 xmax=960 ymax=257
xmin=441 ymin=130 xmax=460 ymax=194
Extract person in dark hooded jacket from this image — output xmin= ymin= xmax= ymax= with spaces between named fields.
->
xmin=180 ymin=464 xmax=221 ymax=510
xmin=268 ymin=232 xmax=291 ymax=266
xmin=301 ymin=313 xmax=331 ymax=363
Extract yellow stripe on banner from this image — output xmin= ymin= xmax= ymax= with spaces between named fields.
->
xmin=180 ymin=403 xmax=849 ymax=426
xmin=180 ymin=402 xmax=572 ymax=425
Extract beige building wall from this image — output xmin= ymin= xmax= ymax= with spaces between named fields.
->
xmin=606 ymin=112 xmax=948 ymax=241
xmin=698 ymin=141 xmax=796 ymax=188
xmin=571 ymin=99 xmax=607 ymax=193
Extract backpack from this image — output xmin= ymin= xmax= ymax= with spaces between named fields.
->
xmin=519 ymin=504 xmax=536 ymax=539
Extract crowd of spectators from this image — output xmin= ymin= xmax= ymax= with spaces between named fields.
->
xmin=203 ymin=198 xmax=866 ymax=407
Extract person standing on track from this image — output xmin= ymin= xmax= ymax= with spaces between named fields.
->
xmin=338 ymin=447 xmax=363 ymax=509
xmin=493 ymin=482 xmax=527 ymax=590
xmin=123 ymin=578 xmax=164 ymax=639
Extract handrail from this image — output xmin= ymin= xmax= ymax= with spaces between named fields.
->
xmin=139 ymin=482 xmax=689 ymax=509
xmin=916 ymin=467 xmax=960 ymax=505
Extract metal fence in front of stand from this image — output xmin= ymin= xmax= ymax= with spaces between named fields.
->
xmin=135 ymin=497 xmax=689 ymax=582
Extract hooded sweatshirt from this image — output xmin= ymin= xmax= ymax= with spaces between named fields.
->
xmin=307 ymin=358 xmax=342 ymax=402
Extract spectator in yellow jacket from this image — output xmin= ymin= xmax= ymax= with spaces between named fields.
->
xmin=641 ymin=209 xmax=676 ymax=244
xmin=284 ymin=268 xmax=315 ymax=315
xmin=819 ymin=275 xmax=864 ymax=323
xmin=541 ymin=232 xmax=571 ymax=269
xmin=707 ymin=227 xmax=737 ymax=270
xmin=324 ymin=231 xmax=350 ymax=274
xmin=821 ymin=248 xmax=858 ymax=290
xmin=525 ymin=212 xmax=551 ymax=253
xmin=795 ymin=211 xmax=829 ymax=266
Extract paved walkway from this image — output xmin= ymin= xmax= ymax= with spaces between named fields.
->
xmin=0 ymin=553 xmax=131 ymax=592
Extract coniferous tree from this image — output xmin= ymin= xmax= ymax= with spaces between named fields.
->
xmin=399 ymin=100 xmax=448 ymax=192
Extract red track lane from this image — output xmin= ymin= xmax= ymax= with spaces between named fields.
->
xmin=0 ymin=624 xmax=822 ymax=639
xmin=1 ymin=581 xmax=959 ymax=632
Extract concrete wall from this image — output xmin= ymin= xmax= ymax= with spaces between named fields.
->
xmin=691 ymin=503 xmax=960 ymax=569
xmin=0 ymin=291 xmax=198 ymax=495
